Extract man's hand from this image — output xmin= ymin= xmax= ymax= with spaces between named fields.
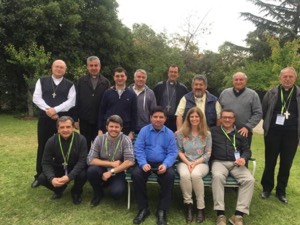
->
xmin=98 ymin=130 xmax=103 ymax=136
xmin=234 ymin=158 xmax=246 ymax=167
xmin=74 ymin=122 xmax=79 ymax=130
xmin=128 ymin=132 xmax=134 ymax=140
xmin=157 ymin=164 xmax=167 ymax=174
xmin=142 ymin=164 xmax=151 ymax=172
xmin=51 ymin=176 xmax=69 ymax=187
xmin=102 ymin=171 xmax=112 ymax=181
xmin=238 ymin=127 xmax=249 ymax=137
xmin=46 ymin=108 xmax=57 ymax=118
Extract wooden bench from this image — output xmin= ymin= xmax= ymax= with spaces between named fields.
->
xmin=125 ymin=158 xmax=256 ymax=209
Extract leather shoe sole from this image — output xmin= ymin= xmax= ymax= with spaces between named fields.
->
xmin=133 ymin=209 xmax=150 ymax=224
xmin=31 ymin=180 xmax=40 ymax=188
xmin=276 ymin=194 xmax=288 ymax=204
xmin=260 ymin=191 xmax=270 ymax=199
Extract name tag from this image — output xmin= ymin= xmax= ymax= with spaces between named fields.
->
xmin=234 ymin=151 xmax=240 ymax=160
xmin=276 ymin=114 xmax=285 ymax=125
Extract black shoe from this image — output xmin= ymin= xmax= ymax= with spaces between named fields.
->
xmin=72 ymin=194 xmax=82 ymax=205
xmin=260 ymin=191 xmax=270 ymax=199
xmin=276 ymin=194 xmax=288 ymax=204
xmin=51 ymin=192 xmax=63 ymax=200
xmin=156 ymin=210 xmax=167 ymax=225
xmin=133 ymin=208 xmax=150 ymax=224
xmin=196 ymin=209 xmax=205 ymax=223
xmin=90 ymin=195 xmax=102 ymax=207
xmin=31 ymin=179 xmax=40 ymax=188
xmin=184 ymin=203 xmax=193 ymax=223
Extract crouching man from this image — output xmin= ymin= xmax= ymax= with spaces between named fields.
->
xmin=38 ymin=116 xmax=88 ymax=205
xmin=87 ymin=115 xmax=135 ymax=207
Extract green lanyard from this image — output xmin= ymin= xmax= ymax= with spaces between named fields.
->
xmin=58 ymin=132 xmax=74 ymax=169
xmin=221 ymin=126 xmax=237 ymax=152
xmin=104 ymin=136 xmax=121 ymax=161
xmin=280 ymin=86 xmax=294 ymax=114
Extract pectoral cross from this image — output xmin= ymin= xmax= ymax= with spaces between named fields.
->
xmin=166 ymin=105 xmax=171 ymax=111
xmin=284 ymin=111 xmax=290 ymax=119
xmin=52 ymin=92 xmax=56 ymax=98
xmin=62 ymin=162 xmax=68 ymax=175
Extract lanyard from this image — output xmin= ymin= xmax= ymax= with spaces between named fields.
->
xmin=221 ymin=126 xmax=237 ymax=152
xmin=280 ymin=86 xmax=294 ymax=114
xmin=58 ymin=132 xmax=74 ymax=168
xmin=105 ymin=136 xmax=121 ymax=161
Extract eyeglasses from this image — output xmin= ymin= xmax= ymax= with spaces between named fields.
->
xmin=221 ymin=116 xmax=234 ymax=120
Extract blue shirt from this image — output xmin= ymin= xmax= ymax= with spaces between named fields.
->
xmin=134 ymin=124 xmax=178 ymax=168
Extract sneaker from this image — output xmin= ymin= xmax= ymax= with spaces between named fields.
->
xmin=216 ymin=215 xmax=226 ymax=225
xmin=229 ymin=215 xmax=244 ymax=225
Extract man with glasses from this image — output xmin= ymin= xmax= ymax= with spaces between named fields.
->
xmin=210 ymin=109 xmax=255 ymax=225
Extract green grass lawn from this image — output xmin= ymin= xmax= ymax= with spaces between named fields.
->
xmin=0 ymin=114 xmax=299 ymax=225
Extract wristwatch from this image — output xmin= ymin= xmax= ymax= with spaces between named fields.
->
xmin=110 ymin=168 xmax=116 ymax=176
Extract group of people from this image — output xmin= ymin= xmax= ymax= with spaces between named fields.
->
xmin=30 ymin=56 xmax=299 ymax=225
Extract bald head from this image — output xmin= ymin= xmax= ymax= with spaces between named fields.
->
xmin=52 ymin=60 xmax=67 ymax=79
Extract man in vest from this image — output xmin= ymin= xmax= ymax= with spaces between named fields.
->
xmin=32 ymin=59 xmax=76 ymax=188
xmin=176 ymin=74 xmax=221 ymax=129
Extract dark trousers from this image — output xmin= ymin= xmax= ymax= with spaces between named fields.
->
xmin=38 ymin=169 xmax=87 ymax=195
xmin=79 ymin=120 xmax=98 ymax=151
xmin=261 ymin=129 xmax=298 ymax=195
xmin=35 ymin=117 xmax=57 ymax=179
xmin=87 ymin=165 xmax=126 ymax=199
xmin=131 ymin=164 xmax=175 ymax=210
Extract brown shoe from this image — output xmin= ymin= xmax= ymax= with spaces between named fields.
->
xmin=216 ymin=215 xmax=226 ymax=225
xmin=229 ymin=215 xmax=244 ymax=225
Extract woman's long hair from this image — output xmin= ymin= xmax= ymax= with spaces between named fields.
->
xmin=180 ymin=107 xmax=209 ymax=142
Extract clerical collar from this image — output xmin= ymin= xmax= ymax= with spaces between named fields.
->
xmin=233 ymin=87 xmax=245 ymax=97
xmin=91 ymin=75 xmax=99 ymax=79
xmin=52 ymin=75 xmax=63 ymax=82
xmin=167 ymin=80 xmax=177 ymax=86
xmin=281 ymin=85 xmax=294 ymax=92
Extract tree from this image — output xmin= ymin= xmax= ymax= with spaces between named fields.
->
xmin=5 ymin=42 xmax=51 ymax=116
xmin=241 ymin=0 xmax=300 ymax=60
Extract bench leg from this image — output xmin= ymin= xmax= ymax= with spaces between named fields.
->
xmin=127 ymin=181 xmax=131 ymax=210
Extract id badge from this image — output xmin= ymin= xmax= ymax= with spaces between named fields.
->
xmin=234 ymin=151 xmax=240 ymax=160
xmin=276 ymin=114 xmax=285 ymax=125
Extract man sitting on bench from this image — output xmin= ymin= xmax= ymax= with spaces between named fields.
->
xmin=210 ymin=109 xmax=255 ymax=225
xmin=131 ymin=106 xmax=178 ymax=225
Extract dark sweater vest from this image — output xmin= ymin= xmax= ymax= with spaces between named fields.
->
xmin=183 ymin=92 xmax=218 ymax=127
xmin=39 ymin=76 xmax=73 ymax=118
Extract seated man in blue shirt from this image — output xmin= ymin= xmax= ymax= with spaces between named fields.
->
xmin=131 ymin=106 xmax=178 ymax=225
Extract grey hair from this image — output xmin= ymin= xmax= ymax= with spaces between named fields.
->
xmin=56 ymin=116 xmax=74 ymax=128
xmin=280 ymin=67 xmax=297 ymax=77
xmin=232 ymin=72 xmax=247 ymax=80
xmin=87 ymin=56 xmax=101 ymax=65
xmin=192 ymin=74 xmax=207 ymax=85
xmin=134 ymin=69 xmax=147 ymax=78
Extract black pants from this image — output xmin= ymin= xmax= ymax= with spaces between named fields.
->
xmin=165 ymin=116 xmax=176 ymax=132
xmin=261 ymin=129 xmax=298 ymax=195
xmin=38 ymin=169 xmax=87 ymax=195
xmin=35 ymin=117 xmax=57 ymax=179
xmin=87 ymin=165 xmax=126 ymax=199
xmin=79 ymin=120 xmax=98 ymax=151
xmin=131 ymin=164 xmax=175 ymax=210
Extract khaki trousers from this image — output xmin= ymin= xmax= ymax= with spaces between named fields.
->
xmin=211 ymin=160 xmax=255 ymax=215
xmin=177 ymin=162 xmax=209 ymax=209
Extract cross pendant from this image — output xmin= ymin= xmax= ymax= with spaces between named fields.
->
xmin=52 ymin=92 xmax=56 ymax=98
xmin=284 ymin=111 xmax=290 ymax=119
xmin=62 ymin=162 xmax=68 ymax=170
xmin=166 ymin=105 xmax=171 ymax=111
